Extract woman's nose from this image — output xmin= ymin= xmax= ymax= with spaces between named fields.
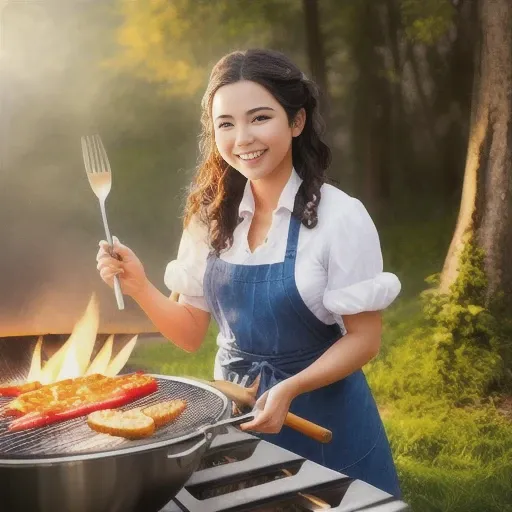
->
xmin=235 ymin=126 xmax=255 ymax=147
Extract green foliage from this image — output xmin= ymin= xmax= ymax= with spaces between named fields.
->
xmin=109 ymin=0 xmax=300 ymax=97
xmin=400 ymin=0 xmax=455 ymax=45
xmin=421 ymin=238 xmax=505 ymax=403
xmin=372 ymin=236 xmax=505 ymax=407
xmin=367 ymin=231 xmax=511 ymax=511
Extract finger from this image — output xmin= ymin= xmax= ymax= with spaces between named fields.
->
xmin=97 ymin=240 xmax=122 ymax=263
xmin=253 ymin=391 xmax=268 ymax=411
xmin=99 ymin=267 xmax=123 ymax=283
xmin=96 ymin=245 xmax=112 ymax=262
xmin=97 ymin=259 xmax=123 ymax=273
xmin=241 ymin=414 xmax=281 ymax=433
xmin=112 ymin=236 xmax=133 ymax=261
xmin=111 ymin=269 xmax=124 ymax=277
xmin=105 ymin=270 xmax=124 ymax=282
xmin=97 ymin=244 xmax=124 ymax=265
xmin=244 ymin=426 xmax=278 ymax=434
xmin=240 ymin=422 xmax=278 ymax=434
xmin=239 ymin=421 xmax=257 ymax=431
xmin=247 ymin=374 xmax=261 ymax=397
xmin=96 ymin=252 xmax=118 ymax=266
xmin=239 ymin=413 xmax=271 ymax=431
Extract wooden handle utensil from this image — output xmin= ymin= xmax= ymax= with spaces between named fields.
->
xmin=205 ymin=379 xmax=332 ymax=444
xmin=282 ymin=411 xmax=332 ymax=443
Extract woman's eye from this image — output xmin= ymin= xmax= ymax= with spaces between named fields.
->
xmin=253 ymin=115 xmax=270 ymax=122
xmin=218 ymin=122 xmax=233 ymax=129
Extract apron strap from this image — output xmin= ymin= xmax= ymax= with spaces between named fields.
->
xmin=284 ymin=214 xmax=301 ymax=277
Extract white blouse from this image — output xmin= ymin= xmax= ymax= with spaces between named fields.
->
xmin=164 ymin=168 xmax=401 ymax=336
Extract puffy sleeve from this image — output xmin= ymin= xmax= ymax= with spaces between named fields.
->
xmin=322 ymin=199 xmax=401 ymax=319
xmin=163 ymin=215 xmax=211 ymax=312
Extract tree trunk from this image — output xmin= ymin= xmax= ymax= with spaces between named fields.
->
xmin=406 ymin=44 xmax=439 ymax=159
xmin=382 ymin=0 xmax=418 ymax=203
xmin=440 ymin=0 xmax=512 ymax=302
xmin=302 ymin=0 xmax=328 ymax=109
xmin=476 ymin=0 xmax=512 ymax=301
xmin=432 ymin=0 xmax=477 ymax=202
xmin=351 ymin=1 xmax=390 ymax=213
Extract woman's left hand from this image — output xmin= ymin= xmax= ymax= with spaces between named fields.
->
xmin=239 ymin=379 xmax=297 ymax=434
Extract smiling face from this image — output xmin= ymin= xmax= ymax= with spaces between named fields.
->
xmin=212 ymin=80 xmax=304 ymax=182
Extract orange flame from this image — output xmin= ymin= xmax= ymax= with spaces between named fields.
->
xmin=27 ymin=294 xmax=138 ymax=385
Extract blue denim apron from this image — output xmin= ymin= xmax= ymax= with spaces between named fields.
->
xmin=203 ymin=212 xmax=401 ymax=497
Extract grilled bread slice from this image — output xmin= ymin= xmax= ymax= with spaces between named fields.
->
xmin=141 ymin=399 xmax=187 ymax=428
xmin=87 ymin=409 xmax=155 ymax=439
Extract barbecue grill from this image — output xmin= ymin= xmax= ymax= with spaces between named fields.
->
xmin=0 ymin=338 xmax=255 ymax=512
xmin=0 ymin=338 xmax=410 ymax=512
xmin=0 ymin=375 xmax=248 ymax=512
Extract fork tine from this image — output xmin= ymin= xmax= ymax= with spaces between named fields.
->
xmin=84 ymin=135 xmax=97 ymax=173
xmin=81 ymin=134 xmax=111 ymax=174
xmin=81 ymin=137 xmax=93 ymax=174
xmin=95 ymin=135 xmax=112 ymax=173
xmin=91 ymin=135 xmax=103 ymax=173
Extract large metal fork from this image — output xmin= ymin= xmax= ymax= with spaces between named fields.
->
xmin=81 ymin=134 xmax=124 ymax=310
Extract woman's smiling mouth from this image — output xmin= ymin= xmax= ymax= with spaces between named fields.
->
xmin=237 ymin=149 xmax=267 ymax=161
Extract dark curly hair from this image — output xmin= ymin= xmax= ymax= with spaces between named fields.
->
xmin=184 ymin=48 xmax=331 ymax=255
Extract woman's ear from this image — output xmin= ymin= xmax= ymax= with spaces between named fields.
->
xmin=291 ymin=108 xmax=306 ymax=137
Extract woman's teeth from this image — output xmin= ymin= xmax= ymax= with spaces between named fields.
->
xmin=238 ymin=150 xmax=266 ymax=161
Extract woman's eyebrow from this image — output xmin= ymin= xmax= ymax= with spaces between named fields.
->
xmin=246 ymin=106 xmax=275 ymax=115
xmin=215 ymin=106 xmax=275 ymax=121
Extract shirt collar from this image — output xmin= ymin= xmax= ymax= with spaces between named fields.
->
xmin=238 ymin=167 xmax=303 ymax=217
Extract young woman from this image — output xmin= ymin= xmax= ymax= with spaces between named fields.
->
xmin=97 ymin=48 xmax=402 ymax=497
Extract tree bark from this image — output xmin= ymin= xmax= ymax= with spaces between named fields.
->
xmin=433 ymin=0 xmax=477 ymax=201
xmin=406 ymin=43 xmax=439 ymax=159
xmin=440 ymin=0 xmax=512 ymax=302
xmin=381 ymin=0 xmax=418 ymax=202
xmin=351 ymin=1 xmax=390 ymax=213
xmin=302 ymin=0 xmax=329 ymax=112
xmin=476 ymin=0 xmax=512 ymax=301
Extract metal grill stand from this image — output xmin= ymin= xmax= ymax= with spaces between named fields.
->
xmin=163 ymin=428 xmax=410 ymax=512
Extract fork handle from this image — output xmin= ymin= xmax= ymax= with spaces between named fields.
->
xmin=113 ymin=275 xmax=125 ymax=310
xmin=99 ymin=200 xmax=125 ymax=311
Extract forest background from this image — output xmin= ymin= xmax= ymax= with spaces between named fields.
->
xmin=0 ymin=1 xmax=511 ymax=510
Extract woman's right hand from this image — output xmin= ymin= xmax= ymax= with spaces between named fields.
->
xmin=96 ymin=236 xmax=148 ymax=298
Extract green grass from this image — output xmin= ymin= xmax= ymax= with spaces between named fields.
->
xmin=397 ymin=456 xmax=512 ymax=512
xmin=128 ymin=324 xmax=218 ymax=379
xmin=388 ymin=402 xmax=512 ymax=512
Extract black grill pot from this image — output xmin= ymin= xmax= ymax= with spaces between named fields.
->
xmin=0 ymin=338 xmax=251 ymax=512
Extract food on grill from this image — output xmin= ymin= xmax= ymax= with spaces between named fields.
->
xmin=6 ymin=373 xmax=154 ymax=416
xmin=0 ymin=381 xmax=42 ymax=397
xmin=87 ymin=409 xmax=156 ymax=439
xmin=86 ymin=400 xmax=187 ymax=439
xmin=142 ymin=399 xmax=187 ymax=428
xmin=5 ymin=373 xmax=158 ymax=432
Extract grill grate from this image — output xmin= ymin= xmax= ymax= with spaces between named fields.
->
xmin=0 ymin=376 xmax=227 ymax=459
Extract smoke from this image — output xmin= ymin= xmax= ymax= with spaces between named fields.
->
xmin=0 ymin=2 xmax=164 ymax=336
